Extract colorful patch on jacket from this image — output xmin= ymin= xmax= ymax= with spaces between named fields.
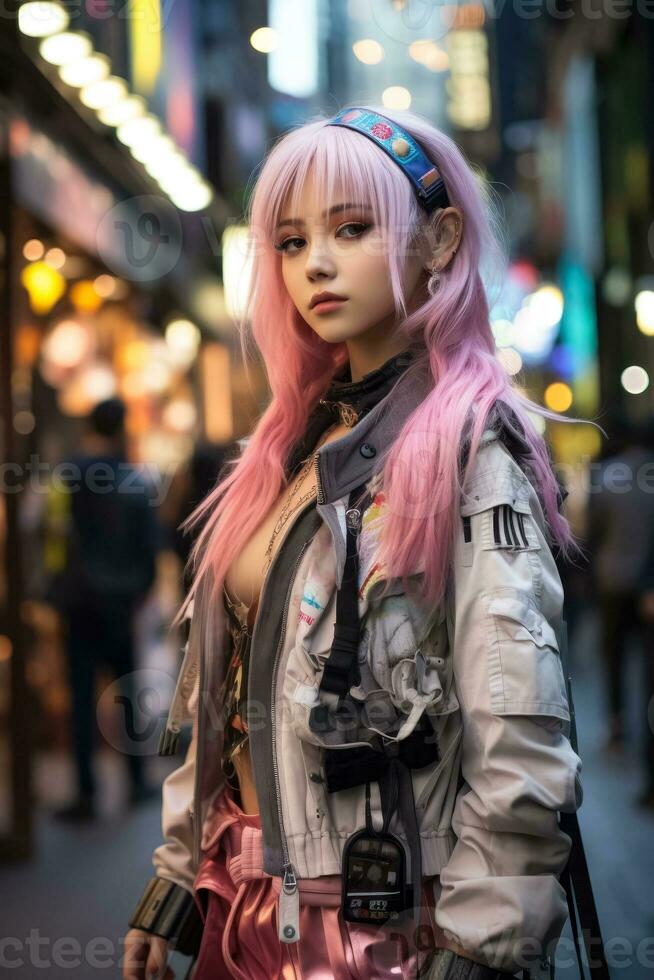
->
xmin=299 ymin=587 xmax=323 ymax=627
xmin=358 ymin=491 xmax=389 ymax=600
xmin=295 ymin=527 xmax=334 ymax=635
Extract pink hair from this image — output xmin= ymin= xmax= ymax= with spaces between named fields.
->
xmin=173 ymin=104 xmax=587 ymax=624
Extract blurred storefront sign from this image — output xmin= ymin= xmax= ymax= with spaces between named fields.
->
xmin=0 ymin=9 xmax=231 ymax=862
xmin=11 ymin=115 xmax=185 ymax=285
xmin=445 ymin=27 xmax=490 ymax=132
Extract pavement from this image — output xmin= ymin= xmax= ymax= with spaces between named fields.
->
xmin=0 ymin=605 xmax=653 ymax=978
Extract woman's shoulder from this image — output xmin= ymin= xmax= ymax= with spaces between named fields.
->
xmin=459 ymin=407 xmax=537 ymax=516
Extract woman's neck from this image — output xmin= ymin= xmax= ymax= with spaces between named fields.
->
xmin=345 ymin=325 xmax=412 ymax=382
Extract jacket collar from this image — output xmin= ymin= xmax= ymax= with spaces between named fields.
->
xmin=315 ymin=351 xmax=432 ymax=505
xmin=315 ymin=361 xmax=512 ymax=507
xmin=295 ymin=349 xmax=515 ymax=507
xmin=320 ymin=347 xmax=418 ymax=423
xmin=285 ymin=347 xmax=419 ymax=484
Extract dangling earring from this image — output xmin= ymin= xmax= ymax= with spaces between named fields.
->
xmin=427 ymin=266 xmax=441 ymax=298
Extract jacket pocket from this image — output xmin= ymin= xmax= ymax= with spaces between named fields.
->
xmin=363 ymin=595 xmax=459 ymax=728
xmin=486 ymin=588 xmax=570 ymax=722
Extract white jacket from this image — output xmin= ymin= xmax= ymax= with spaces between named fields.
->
xmin=152 ymin=382 xmax=583 ymax=975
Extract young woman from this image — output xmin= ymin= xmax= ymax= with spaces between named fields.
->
xmin=124 ymin=106 xmax=584 ymax=980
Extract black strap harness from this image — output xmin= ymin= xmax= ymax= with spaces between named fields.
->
xmin=308 ymin=480 xmax=427 ymax=935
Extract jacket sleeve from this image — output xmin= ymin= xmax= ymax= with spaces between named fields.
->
xmin=434 ymin=449 xmax=583 ymax=975
xmin=151 ymin=630 xmax=200 ymax=895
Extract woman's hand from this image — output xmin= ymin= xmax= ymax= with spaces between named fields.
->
xmin=123 ymin=928 xmax=175 ymax=980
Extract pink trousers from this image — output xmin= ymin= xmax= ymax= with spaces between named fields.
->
xmin=192 ymin=786 xmax=440 ymax=979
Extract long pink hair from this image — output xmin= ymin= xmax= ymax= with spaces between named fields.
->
xmin=174 ymin=104 xmax=585 ymax=625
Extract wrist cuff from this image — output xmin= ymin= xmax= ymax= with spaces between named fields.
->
xmin=129 ymin=876 xmax=203 ymax=957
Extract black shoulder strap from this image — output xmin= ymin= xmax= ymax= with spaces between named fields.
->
xmin=558 ymin=617 xmax=611 ymax=980
xmin=559 ymin=808 xmax=611 ymax=980
xmin=317 ymin=481 xmax=371 ymax=699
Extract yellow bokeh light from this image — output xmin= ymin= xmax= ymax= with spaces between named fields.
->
xmin=70 ymin=280 xmax=103 ymax=313
xmin=544 ymin=382 xmax=573 ymax=412
xmin=20 ymin=262 xmax=66 ymax=315
xmin=635 ymin=290 xmax=654 ymax=336
xmin=119 ymin=340 xmax=151 ymax=373
xmin=129 ymin=0 xmax=162 ymax=95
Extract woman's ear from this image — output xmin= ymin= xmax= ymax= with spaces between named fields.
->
xmin=422 ymin=207 xmax=464 ymax=275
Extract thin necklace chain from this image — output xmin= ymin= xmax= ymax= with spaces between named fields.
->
xmin=318 ymin=399 xmax=360 ymax=427
xmin=262 ymin=420 xmax=343 ymax=572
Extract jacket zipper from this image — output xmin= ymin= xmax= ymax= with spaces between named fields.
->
xmin=236 ymin=495 xmax=318 ymax=942
xmin=314 ymin=451 xmax=325 ymax=505
xmin=269 ymin=538 xmax=312 ymax=943
xmin=192 ymin=581 xmax=208 ymax=868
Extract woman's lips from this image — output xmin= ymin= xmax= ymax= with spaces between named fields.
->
xmin=312 ymin=299 xmax=347 ymax=314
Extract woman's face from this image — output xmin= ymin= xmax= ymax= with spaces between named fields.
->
xmin=274 ymin=177 xmax=427 ymax=347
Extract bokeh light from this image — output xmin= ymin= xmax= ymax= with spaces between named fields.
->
xmin=621 ymin=365 xmax=649 ymax=395
xmin=18 ymin=1 xmax=68 ymax=37
xmin=544 ymin=382 xmax=573 ymax=412
xmin=352 ymin=39 xmax=384 ymax=65
xmin=250 ymin=27 xmax=278 ymax=53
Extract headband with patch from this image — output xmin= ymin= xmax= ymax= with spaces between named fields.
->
xmin=326 ymin=107 xmax=450 ymax=214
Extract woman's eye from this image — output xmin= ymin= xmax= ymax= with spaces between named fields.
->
xmin=274 ymin=222 xmax=370 ymax=254
xmin=337 ymin=222 xmax=370 ymax=239
xmin=274 ymin=236 xmax=305 ymax=254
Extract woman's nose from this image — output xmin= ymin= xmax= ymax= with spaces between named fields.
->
xmin=304 ymin=235 xmax=336 ymax=280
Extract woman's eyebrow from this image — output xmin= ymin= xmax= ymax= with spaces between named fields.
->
xmin=275 ymin=202 xmax=372 ymax=231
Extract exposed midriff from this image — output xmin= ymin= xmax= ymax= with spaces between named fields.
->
xmin=220 ymin=421 xmax=351 ymax=814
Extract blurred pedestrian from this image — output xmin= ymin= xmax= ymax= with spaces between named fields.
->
xmin=44 ymin=397 xmax=160 ymax=820
xmin=587 ymin=414 xmax=654 ymax=769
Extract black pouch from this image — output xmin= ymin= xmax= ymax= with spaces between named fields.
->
xmin=325 ymin=744 xmax=387 ymax=793
xmin=341 ymin=779 xmax=408 ymax=926
xmin=325 ymin=713 xmax=440 ymax=794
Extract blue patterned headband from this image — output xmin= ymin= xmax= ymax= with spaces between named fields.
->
xmin=326 ymin=107 xmax=450 ymax=214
